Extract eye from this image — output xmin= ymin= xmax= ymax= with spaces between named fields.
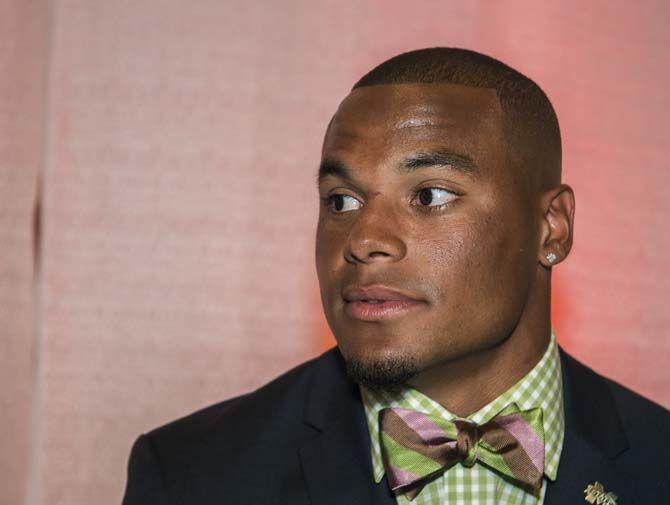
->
xmin=414 ymin=187 xmax=458 ymax=208
xmin=323 ymin=193 xmax=362 ymax=213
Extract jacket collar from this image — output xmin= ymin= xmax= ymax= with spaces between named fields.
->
xmin=298 ymin=345 xmax=635 ymax=505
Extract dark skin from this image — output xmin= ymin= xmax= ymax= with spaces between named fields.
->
xmin=315 ymin=83 xmax=575 ymax=417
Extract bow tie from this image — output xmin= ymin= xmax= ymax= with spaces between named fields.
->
xmin=379 ymin=405 xmax=545 ymax=500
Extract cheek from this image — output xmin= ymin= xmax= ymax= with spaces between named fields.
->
xmin=413 ymin=221 xmax=468 ymax=298
xmin=412 ymin=209 xmax=527 ymax=308
xmin=315 ymin=218 xmax=345 ymax=288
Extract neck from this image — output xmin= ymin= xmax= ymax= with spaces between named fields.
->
xmin=406 ymin=276 xmax=552 ymax=418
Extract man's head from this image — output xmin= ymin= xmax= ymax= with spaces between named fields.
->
xmin=315 ymin=48 xmax=574 ymax=390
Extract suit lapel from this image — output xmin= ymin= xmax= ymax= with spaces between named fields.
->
xmin=544 ymin=347 xmax=636 ymax=505
xmin=298 ymin=415 xmax=397 ymax=505
xmin=298 ymin=348 xmax=396 ymax=505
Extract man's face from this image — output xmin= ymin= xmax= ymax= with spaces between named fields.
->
xmin=315 ymin=83 xmax=540 ymax=386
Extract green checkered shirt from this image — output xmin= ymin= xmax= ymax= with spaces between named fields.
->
xmin=360 ymin=331 xmax=565 ymax=504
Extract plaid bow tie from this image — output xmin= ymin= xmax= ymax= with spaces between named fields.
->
xmin=379 ymin=405 xmax=545 ymax=500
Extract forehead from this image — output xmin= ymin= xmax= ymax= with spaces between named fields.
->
xmin=323 ymin=83 xmax=504 ymax=165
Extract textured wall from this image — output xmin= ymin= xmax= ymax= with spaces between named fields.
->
xmin=2 ymin=1 xmax=669 ymax=504
xmin=0 ymin=1 xmax=48 ymax=505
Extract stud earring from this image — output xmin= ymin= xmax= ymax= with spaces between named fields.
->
xmin=546 ymin=252 xmax=557 ymax=264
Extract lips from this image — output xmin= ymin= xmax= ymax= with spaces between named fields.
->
xmin=342 ymin=284 xmax=425 ymax=321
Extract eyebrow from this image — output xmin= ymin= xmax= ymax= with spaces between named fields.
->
xmin=317 ymin=158 xmax=352 ymax=186
xmin=317 ymin=149 xmax=477 ymax=186
xmin=401 ymin=150 xmax=477 ymax=175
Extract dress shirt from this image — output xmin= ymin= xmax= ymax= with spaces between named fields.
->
xmin=360 ymin=331 xmax=565 ymax=504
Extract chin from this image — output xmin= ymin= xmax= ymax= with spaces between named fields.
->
xmin=338 ymin=338 xmax=423 ymax=390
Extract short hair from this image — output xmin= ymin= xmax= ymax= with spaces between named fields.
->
xmin=352 ymin=47 xmax=562 ymax=191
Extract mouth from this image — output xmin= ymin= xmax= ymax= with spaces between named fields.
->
xmin=342 ymin=284 xmax=426 ymax=322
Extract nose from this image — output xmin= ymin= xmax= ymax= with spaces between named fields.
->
xmin=343 ymin=199 xmax=407 ymax=265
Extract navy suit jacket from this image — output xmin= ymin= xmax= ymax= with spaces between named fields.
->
xmin=122 ymin=346 xmax=670 ymax=504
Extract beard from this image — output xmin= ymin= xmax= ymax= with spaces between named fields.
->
xmin=344 ymin=352 xmax=420 ymax=391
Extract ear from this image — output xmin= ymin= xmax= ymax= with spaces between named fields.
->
xmin=539 ymin=184 xmax=575 ymax=268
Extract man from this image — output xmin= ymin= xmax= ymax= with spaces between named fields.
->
xmin=121 ymin=48 xmax=670 ymax=505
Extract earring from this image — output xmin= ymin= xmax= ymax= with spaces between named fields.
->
xmin=546 ymin=252 xmax=557 ymax=264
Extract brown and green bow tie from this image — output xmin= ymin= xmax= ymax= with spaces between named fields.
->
xmin=379 ymin=405 xmax=545 ymax=500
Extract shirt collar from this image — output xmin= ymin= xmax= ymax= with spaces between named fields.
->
xmin=359 ymin=330 xmax=565 ymax=483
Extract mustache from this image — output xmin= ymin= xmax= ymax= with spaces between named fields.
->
xmin=338 ymin=275 xmax=434 ymax=299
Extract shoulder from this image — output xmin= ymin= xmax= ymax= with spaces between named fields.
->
xmin=144 ymin=348 xmax=340 ymax=452
xmin=560 ymin=347 xmax=670 ymax=460
xmin=122 ymin=349 xmax=344 ymax=504
xmin=559 ymin=346 xmax=670 ymax=423
xmin=604 ymin=373 xmax=670 ymax=440
xmin=566 ymin=349 xmax=670 ymax=432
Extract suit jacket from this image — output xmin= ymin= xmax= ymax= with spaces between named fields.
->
xmin=122 ymin=346 xmax=670 ymax=504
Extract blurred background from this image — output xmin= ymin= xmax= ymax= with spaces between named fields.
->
xmin=2 ymin=0 xmax=669 ymax=504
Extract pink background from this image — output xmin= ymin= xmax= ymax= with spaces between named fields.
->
xmin=2 ymin=1 xmax=669 ymax=504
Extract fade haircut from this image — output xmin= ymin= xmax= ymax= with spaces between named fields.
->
xmin=352 ymin=47 xmax=562 ymax=192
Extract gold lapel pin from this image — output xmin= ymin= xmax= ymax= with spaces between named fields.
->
xmin=584 ymin=481 xmax=618 ymax=505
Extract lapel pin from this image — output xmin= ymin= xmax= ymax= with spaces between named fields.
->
xmin=584 ymin=481 xmax=618 ymax=505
